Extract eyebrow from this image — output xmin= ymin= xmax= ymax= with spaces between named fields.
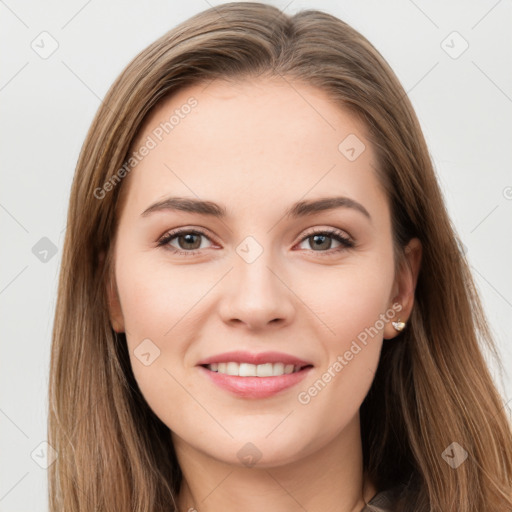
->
xmin=140 ymin=195 xmax=371 ymax=221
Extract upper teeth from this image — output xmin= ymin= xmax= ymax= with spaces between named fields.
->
xmin=207 ymin=362 xmax=299 ymax=377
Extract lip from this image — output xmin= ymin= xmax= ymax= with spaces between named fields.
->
xmin=196 ymin=350 xmax=313 ymax=367
xmin=196 ymin=351 xmax=314 ymax=399
xmin=198 ymin=365 xmax=313 ymax=399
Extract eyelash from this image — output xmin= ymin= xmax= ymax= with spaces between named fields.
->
xmin=157 ymin=227 xmax=355 ymax=257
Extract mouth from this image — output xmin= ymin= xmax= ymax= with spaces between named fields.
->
xmin=196 ymin=351 xmax=314 ymax=398
xmin=202 ymin=362 xmax=312 ymax=377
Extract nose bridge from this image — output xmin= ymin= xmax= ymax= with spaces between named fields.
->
xmin=234 ymin=235 xmax=284 ymax=303
xmin=219 ymin=234 xmax=295 ymax=329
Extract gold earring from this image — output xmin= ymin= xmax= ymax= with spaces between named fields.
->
xmin=392 ymin=319 xmax=406 ymax=332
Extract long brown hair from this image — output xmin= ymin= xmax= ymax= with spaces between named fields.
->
xmin=48 ymin=3 xmax=512 ymax=510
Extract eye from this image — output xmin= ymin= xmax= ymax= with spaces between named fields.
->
xmin=296 ymin=228 xmax=354 ymax=256
xmin=157 ymin=228 xmax=214 ymax=255
xmin=157 ymin=227 xmax=354 ymax=257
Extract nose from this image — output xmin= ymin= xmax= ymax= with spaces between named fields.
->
xmin=218 ymin=251 xmax=296 ymax=331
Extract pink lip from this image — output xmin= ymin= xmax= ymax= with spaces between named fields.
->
xmin=198 ymin=365 xmax=313 ymax=399
xmin=196 ymin=350 xmax=313 ymax=367
xmin=196 ymin=351 xmax=314 ymax=399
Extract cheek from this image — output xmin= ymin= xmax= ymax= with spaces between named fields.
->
xmin=114 ymin=252 xmax=215 ymax=418
xmin=293 ymin=255 xmax=394 ymax=422
xmin=116 ymin=250 xmax=209 ymax=342
xmin=304 ymin=254 xmax=395 ymax=345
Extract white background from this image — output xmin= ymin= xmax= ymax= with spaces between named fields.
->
xmin=1 ymin=1 xmax=511 ymax=509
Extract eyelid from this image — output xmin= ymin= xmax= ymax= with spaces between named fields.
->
xmin=300 ymin=226 xmax=353 ymax=244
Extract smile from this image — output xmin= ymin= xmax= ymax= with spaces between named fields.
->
xmin=198 ymin=364 xmax=313 ymax=399
xmin=205 ymin=362 xmax=307 ymax=377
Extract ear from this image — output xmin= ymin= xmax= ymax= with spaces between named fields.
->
xmin=383 ymin=237 xmax=422 ymax=340
xmin=100 ymin=250 xmax=125 ymax=333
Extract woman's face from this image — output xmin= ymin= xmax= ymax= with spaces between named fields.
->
xmin=107 ymin=77 xmax=417 ymax=468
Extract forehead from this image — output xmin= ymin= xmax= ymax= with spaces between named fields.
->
xmin=120 ymin=77 xmax=387 ymax=223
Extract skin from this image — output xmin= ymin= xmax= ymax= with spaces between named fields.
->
xmin=107 ymin=76 xmax=422 ymax=512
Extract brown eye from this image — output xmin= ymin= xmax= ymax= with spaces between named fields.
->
xmin=307 ymin=233 xmax=335 ymax=251
xmin=297 ymin=229 xmax=354 ymax=255
xmin=157 ymin=229 xmax=214 ymax=255
xmin=175 ymin=232 xmax=203 ymax=250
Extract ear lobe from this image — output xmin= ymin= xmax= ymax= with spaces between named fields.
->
xmin=101 ymin=250 xmax=125 ymax=333
xmin=384 ymin=238 xmax=422 ymax=340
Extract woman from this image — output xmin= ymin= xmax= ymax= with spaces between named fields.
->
xmin=48 ymin=2 xmax=512 ymax=511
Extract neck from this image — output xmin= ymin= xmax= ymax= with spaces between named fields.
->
xmin=173 ymin=413 xmax=376 ymax=512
